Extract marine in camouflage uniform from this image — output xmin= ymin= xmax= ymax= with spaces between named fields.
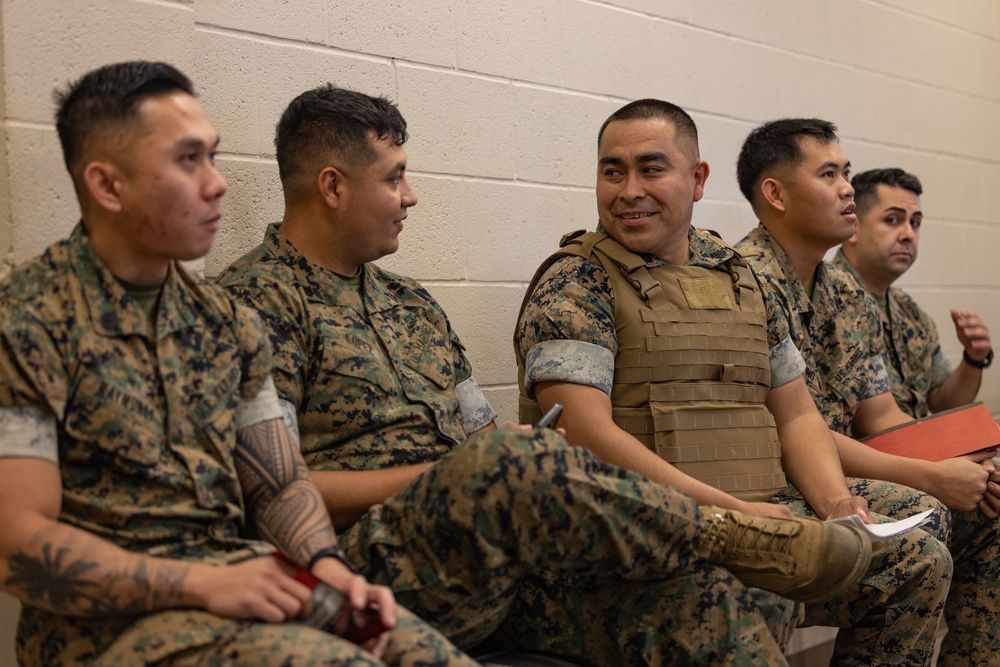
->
xmin=737 ymin=225 xmax=891 ymax=436
xmin=518 ymin=224 xmax=952 ymax=666
xmin=831 ymin=248 xmax=951 ymax=419
xmin=0 ymin=225 xmax=474 ymax=667
xmin=738 ymin=223 xmax=1000 ymax=667
xmin=219 ymin=223 xmax=796 ymax=667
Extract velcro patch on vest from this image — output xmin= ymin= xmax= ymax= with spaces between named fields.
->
xmin=678 ymin=277 xmax=733 ymax=310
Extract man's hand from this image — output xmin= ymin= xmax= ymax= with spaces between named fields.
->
xmin=739 ymin=501 xmax=795 ymax=520
xmin=312 ymin=557 xmax=396 ymax=658
xmin=979 ymin=459 xmax=1000 ymax=518
xmin=818 ymin=496 xmax=872 ymax=524
xmin=952 ymin=309 xmax=992 ymax=362
xmin=188 ymin=556 xmax=312 ymax=623
xmin=924 ymin=451 xmax=993 ymax=511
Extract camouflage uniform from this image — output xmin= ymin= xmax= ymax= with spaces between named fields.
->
xmin=517 ymin=226 xmax=952 ymax=666
xmin=219 ymin=224 xmax=794 ymax=666
xmin=832 ymin=249 xmax=951 ymax=419
xmin=0 ymin=225 xmax=474 ymax=667
xmin=739 ymin=223 xmax=1000 ymax=667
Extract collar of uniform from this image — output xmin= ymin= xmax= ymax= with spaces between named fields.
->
xmin=832 ymin=248 xmax=905 ymax=322
xmin=687 ymin=227 xmax=736 ymax=269
xmin=742 ymin=223 xmax=814 ymax=319
xmin=831 ymin=248 xmax=868 ymax=291
xmin=70 ymin=224 xmax=213 ymax=339
xmin=157 ymin=263 xmax=225 ymax=338
xmin=263 ymin=223 xmax=398 ymax=311
xmin=69 ymin=223 xmax=153 ymax=338
xmin=264 ymin=223 xmax=332 ymax=303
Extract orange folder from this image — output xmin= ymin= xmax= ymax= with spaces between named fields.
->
xmin=861 ymin=402 xmax=1000 ymax=462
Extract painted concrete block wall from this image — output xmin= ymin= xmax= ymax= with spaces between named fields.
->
xmin=1 ymin=0 xmax=999 ymax=660
xmin=1 ymin=1 xmax=998 ymax=426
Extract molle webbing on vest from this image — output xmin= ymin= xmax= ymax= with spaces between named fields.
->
xmin=527 ymin=230 xmax=785 ymax=501
xmin=614 ymin=309 xmax=770 ymax=385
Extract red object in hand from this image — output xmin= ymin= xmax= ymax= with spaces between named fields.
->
xmin=273 ymin=552 xmax=389 ymax=643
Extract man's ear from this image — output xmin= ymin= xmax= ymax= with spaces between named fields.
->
xmin=692 ymin=160 xmax=710 ymax=202
xmin=317 ymin=166 xmax=345 ymax=209
xmin=759 ymin=177 xmax=787 ymax=213
xmin=82 ymin=161 xmax=123 ymax=213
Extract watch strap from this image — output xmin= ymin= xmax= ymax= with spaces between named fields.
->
xmin=963 ymin=348 xmax=993 ymax=369
xmin=307 ymin=545 xmax=360 ymax=573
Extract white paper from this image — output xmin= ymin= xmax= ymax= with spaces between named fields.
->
xmin=828 ymin=509 xmax=933 ymax=543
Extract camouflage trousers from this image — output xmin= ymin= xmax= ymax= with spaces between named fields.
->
xmin=769 ymin=478 xmax=953 ymax=666
xmin=340 ymin=427 xmax=792 ymax=667
xmin=933 ymin=507 xmax=1000 ymax=667
xmin=18 ymin=593 xmax=474 ymax=667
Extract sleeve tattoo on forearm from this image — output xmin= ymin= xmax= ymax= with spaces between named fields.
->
xmin=234 ymin=418 xmax=334 ymax=562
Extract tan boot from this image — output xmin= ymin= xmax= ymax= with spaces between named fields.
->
xmin=697 ymin=507 xmax=872 ymax=604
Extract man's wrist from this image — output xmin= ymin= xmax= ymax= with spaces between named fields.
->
xmin=963 ymin=348 xmax=993 ymax=369
xmin=307 ymin=545 xmax=359 ymax=574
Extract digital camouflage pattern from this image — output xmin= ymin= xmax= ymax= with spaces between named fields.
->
xmin=0 ymin=225 xmax=477 ymax=667
xmin=833 ymin=249 xmax=951 ymax=419
xmin=0 ymin=225 xmax=273 ymax=562
xmin=86 ymin=606 xmax=478 ymax=667
xmin=740 ymin=224 xmax=1000 ymax=666
xmin=774 ymin=478 xmax=952 ymax=664
xmin=831 ymin=252 xmax=1000 ymax=666
xmin=342 ymin=424 xmax=795 ymax=666
xmin=519 ymin=225 xmax=954 ymax=665
xmin=217 ymin=224 xmax=495 ymax=472
xmin=516 ymin=229 xmax=788 ymax=502
xmin=221 ymin=225 xmax=795 ymax=665
xmin=516 ymin=227 xmax=807 ymax=400
xmin=736 ymin=224 xmax=891 ymax=436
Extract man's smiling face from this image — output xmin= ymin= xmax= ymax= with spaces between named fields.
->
xmin=596 ymin=117 xmax=708 ymax=264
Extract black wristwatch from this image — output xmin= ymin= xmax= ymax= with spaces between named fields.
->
xmin=963 ymin=348 xmax=994 ymax=369
xmin=307 ymin=545 xmax=360 ymax=573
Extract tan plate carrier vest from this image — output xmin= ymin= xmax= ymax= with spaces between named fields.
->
xmin=516 ymin=231 xmax=786 ymax=501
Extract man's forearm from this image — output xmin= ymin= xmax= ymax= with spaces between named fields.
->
xmin=2 ymin=517 xmax=195 ymax=617
xmin=927 ymin=365 xmax=982 ymax=414
xmin=833 ymin=430 xmax=930 ymax=487
xmin=774 ymin=413 xmax=854 ymax=518
xmin=310 ymin=465 xmax=432 ymax=531
xmin=535 ymin=381 xmax=749 ymax=509
xmin=764 ymin=377 xmax=856 ymax=519
xmin=0 ymin=457 xmax=205 ymax=618
xmin=235 ymin=417 xmax=337 ymax=565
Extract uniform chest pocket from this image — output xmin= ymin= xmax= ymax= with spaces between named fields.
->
xmin=397 ymin=315 xmax=453 ymax=390
xmin=188 ymin=362 xmax=241 ymax=443
xmin=66 ymin=368 xmax=163 ymax=466
xmin=315 ymin=316 xmax=397 ymax=396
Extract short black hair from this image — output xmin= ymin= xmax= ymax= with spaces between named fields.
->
xmin=736 ymin=118 xmax=839 ymax=208
xmin=851 ymin=168 xmax=923 ymax=218
xmin=274 ymin=84 xmax=408 ymax=194
xmin=597 ymin=98 xmax=700 ymax=161
xmin=54 ymin=61 xmax=194 ymax=189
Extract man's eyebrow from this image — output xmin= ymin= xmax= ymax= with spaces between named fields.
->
xmin=636 ymin=152 xmax=669 ymax=163
xmin=817 ymin=159 xmax=849 ymax=172
xmin=383 ymin=161 xmax=407 ymax=176
xmin=598 ymin=152 xmax=670 ymax=166
xmin=882 ymin=205 xmax=908 ymax=214
xmin=176 ymin=135 xmax=221 ymax=151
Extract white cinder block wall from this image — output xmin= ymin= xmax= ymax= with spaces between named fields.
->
xmin=1 ymin=0 xmax=999 ymax=658
xmin=2 ymin=0 xmax=999 ymax=420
